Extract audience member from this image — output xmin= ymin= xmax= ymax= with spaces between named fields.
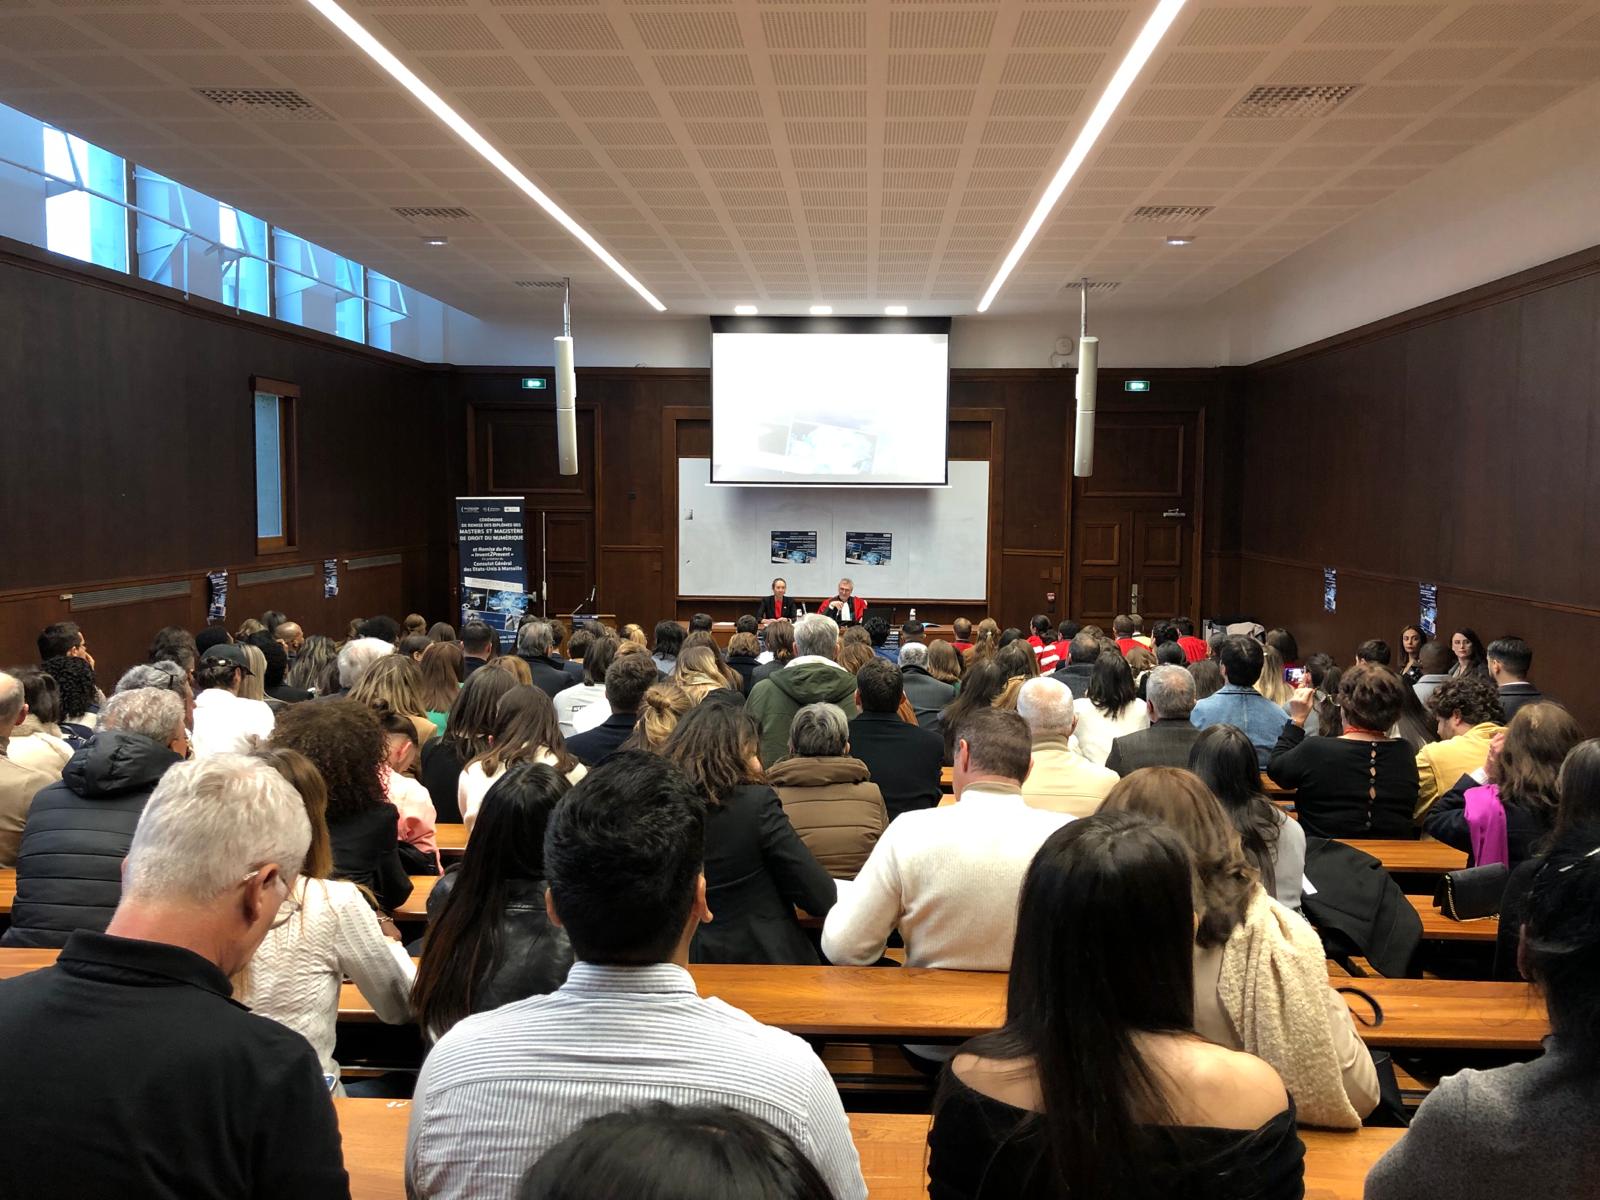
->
xmin=4 ymin=687 xmax=187 ymax=947
xmin=950 ymin=616 xmax=974 ymax=654
xmin=238 ymin=643 xmax=270 ymax=703
xmin=41 ymin=654 xmax=100 ymax=745
xmin=405 ymin=753 xmax=866 ymax=1200
xmin=518 ymin=621 xmax=575 ymax=699
xmin=745 ymin=614 xmax=858 ymax=767
xmin=263 ymin=609 xmax=292 ymax=638
xmin=767 ymin=703 xmax=886 ymax=878
xmin=1071 ymin=652 xmax=1150 ymax=767
xmin=651 ymin=620 xmax=684 ymax=676
xmin=1409 ymin=640 xmax=1454 ymax=710
xmin=1026 ymin=614 xmax=1062 ymax=672
xmin=240 ymin=745 xmax=413 ymax=1080
xmin=1449 ymin=627 xmax=1488 ymax=677
xmin=258 ymin=637 xmax=311 ymax=705
xmin=358 ymin=615 xmax=401 ymax=645
xmin=1423 ymin=702 xmax=1581 ymax=867
xmin=672 ymin=643 xmax=738 ymax=704
xmin=421 ymin=668 xmax=515 ymax=823
xmin=1416 ymin=674 xmax=1506 ymax=818
xmin=937 ymin=659 xmax=1008 ymax=762
xmin=1398 ymin=625 xmax=1428 ymax=686
xmin=897 ymin=641 xmax=955 ymax=730
xmin=1101 ymin=769 xmax=1378 ymax=1128
xmin=1366 ymin=832 xmax=1600 ymax=1197
xmin=823 ymin=709 xmax=1068 ymax=973
xmin=1190 ymin=636 xmax=1288 ymax=769
xmin=1355 ymin=639 xmax=1392 ymax=667
xmin=1267 ymin=663 xmax=1419 ymax=838
xmin=328 ymin=636 xmax=392 ymax=701
xmin=846 ymin=657 xmax=943 ymax=821
xmin=924 ymin=638 xmax=963 ymax=689
xmin=3 ymin=666 xmax=73 ymax=776
xmin=287 ymin=634 xmax=337 ymax=694
xmin=348 ymin=653 xmax=437 ymax=751
xmin=460 ymin=687 xmax=586 ymax=832
xmin=521 ymin=1103 xmax=834 ymax=1200
xmin=373 ymin=706 xmax=440 ymax=873
xmin=1015 ymin=676 xmax=1116 ymax=817
xmin=148 ymin=625 xmax=199 ymax=679
xmin=0 ymin=671 xmax=56 ymax=867
xmin=269 ymin=700 xmax=412 ymax=912
xmin=1487 ymin=635 xmax=1545 ymax=719
xmin=414 ymin=764 xmax=575 ymax=1040
xmin=461 ymin=621 xmax=497 ymax=676
xmin=0 ymin=753 xmax=348 ymax=1196
xmin=725 ymin=632 xmax=762 ymax=693
xmin=488 ymin=654 xmax=534 ymax=688
xmin=1265 ymin=627 xmax=1300 ymax=667
xmin=1105 ymin=664 xmax=1203 ymax=776
xmin=398 ymin=634 xmax=432 ymax=662
xmin=1189 ymin=657 xmax=1224 ymax=700
xmin=418 ymin=640 xmax=465 ymax=734
xmin=191 ymin=644 xmax=275 ymax=757
xmin=862 ymin=615 xmax=897 ymax=665
xmin=660 ymin=704 xmax=834 ymax=962
xmin=38 ymin=620 xmax=93 ymax=666
xmin=1191 ymin=724 xmax=1305 ymax=909
xmin=569 ymin=652 xmax=659 ymax=766
xmin=1257 ymin=644 xmax=1294 ymax=706
xmin=1046 ymin=631 xmax=1101 ymax=699
xmin=753 ymin=618 xmax=795 ymax=685
xmin=554 ymin=635 xmax=617 ymax=737
xmin=1174 ymin=616 xmax=1209 ymax=663
xmin=427 ymin=622 xmax=457 ymax=644
xmin=113 ymin=658 xmax=194 ymax=729
xmin=402 ymin=613 xmax=428 ymax=639
xmin=620 ymin=623 xmax=648 ymax=647
xmin=1156 ymin=640 xmax=1189 ymax=668
xmin=275 ymin=620 xmax=306 ymax=657
xmin=928 ymin=812 xmax=1302 ymax=1199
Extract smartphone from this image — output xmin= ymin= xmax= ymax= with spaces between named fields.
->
xmin=1284 ymin=666 xmax=1308 ymax=687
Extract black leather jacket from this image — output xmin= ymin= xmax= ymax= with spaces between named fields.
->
xmin=426 ymin=871 xmax=575 ymax=1016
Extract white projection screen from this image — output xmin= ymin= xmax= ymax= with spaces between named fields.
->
xmin=710 ymin=316 xmax=951 ymax=486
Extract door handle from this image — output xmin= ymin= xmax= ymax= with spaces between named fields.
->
xmin=1163 ymin=508 xmax=1186 ymax=518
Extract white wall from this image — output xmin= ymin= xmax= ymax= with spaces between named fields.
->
xmin=1223 ymin=82 xmax=1600 ymax=364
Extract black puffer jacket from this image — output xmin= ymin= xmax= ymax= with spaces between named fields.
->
xmin=425 ymin=871 xmax=575 ymax=1020
xmin=2 ymin=732 xmax=180 ymax=948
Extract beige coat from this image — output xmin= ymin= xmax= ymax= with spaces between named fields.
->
xmin=0 ymin=740 xmax=57 ymax=867
xmin=768 ymin=755 xmax=887 ymax=880
xmin=5 ymin=715 xmax=72 ymax=777
xmin=1020 ymin=736 xmax=1119 ymax=817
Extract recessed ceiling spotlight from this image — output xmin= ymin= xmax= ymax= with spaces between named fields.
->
xmin=810 ymin=305 xmax=833 ymax=316
xmin=733 ymin=304 xmax=758 ymax=315
xmin=884 ymin=305 xmax=908 ymax=316
xmin=421 ymin=236 xmax=448 ymax=247
xmin=1166 ymin=235 xmax=1196 ymax=246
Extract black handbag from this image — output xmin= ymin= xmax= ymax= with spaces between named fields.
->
xmin=1433 ymin=862 xmax=1510 ymax=921
xmin=1336 ymin=987 xmax=1411 ymax=1127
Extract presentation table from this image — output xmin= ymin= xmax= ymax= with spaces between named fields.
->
xmin=694 ymin=621 xmax=959 ymax=649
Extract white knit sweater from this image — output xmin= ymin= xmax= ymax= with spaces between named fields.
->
xmin=241 ymin=876 xmax=415 ymax=1075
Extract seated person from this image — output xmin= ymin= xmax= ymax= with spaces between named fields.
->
xmin=1191 ymin=725 xmax=1305 ymax=911
xmin=819 ymin=578 xmax=866 ymax=627
xmin=756 ymin=577 xmax=802 ymax=624
xmin=0 ymin=754 xmax=348 ymax=1196
xmin=1047 ymin=631 xmax=1101 ymax=699
xmin=928 ymin=812 xmax=1302 ymax=1200
xmin=847 ymin=658 xmax=944 ymax=820
xmin=1190 ymin=636 xmax=1288 ymax=769
xmin=554 ymin=635 xmax=617 ymax=737
xmin=862 ymin=616 xmax=898 ymax=665
xmin=190 ymin=645 xmax=275 ymax=757
xmin=1415 ymin=674 xmax=1505 ymax=819
xmin=1487 ymin=635 xmax=1547 ymax=720
xmin=1106 ymin=665 xmax=1203 ymax=775
xmin=1070 ymin=653 xmax=1149 ymax=767
xmin=1026 ymin=614 xmax=1062 ymax=673
xmin=1267 ymin=663 xmax=1419 ymax=839
xmin=567 ymin=651 xmax=658 ymax=767
xmin=406 ymin=753 xmax=866 ymax=1200
xmin=767 ymin=703 xmax=887 ymax=879
xmin=0 ymin=672 xmax=57 ymax=868
xmin=898 ymin=641 xmax=956 ymax=728
xmin=1015 ymin=677 xmax=1118 ymax=817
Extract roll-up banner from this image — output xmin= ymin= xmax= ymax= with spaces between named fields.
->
xmin=456 ymin=496 xmax=529 ymax=651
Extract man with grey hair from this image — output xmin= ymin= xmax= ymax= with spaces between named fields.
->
xmin=0 ymin=754 xmax=349 ymax=1196
xmin=746 ymin=613 xmax=858 ymax=766
xmin=3 ymin=687 xmax=189 ymax=948
xmin=1106 ymin=664 xmax=1203 ymax=777
xmin=116 ymin=657 xmax=196 ymax=731
xmin=1015 ymin=677 xmax=1118 ymax=817
xmin=517 ymin=619 xmax=575 ymax=699
xmin=0 ymin=671 xmax=56 ymax=867
xmin=327 ymin=635 xmax=393 ymax=699
xmin=898 ymin=641 xmax=956 ymax=729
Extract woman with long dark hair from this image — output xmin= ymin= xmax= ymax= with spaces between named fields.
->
xmin=420 ymin=667 xmax=516 ymax=823
xmin=661 ymin=703 xmax=834 ymax=964
xmin=460 ymin=687 xmax=584 ymax=833
xmin=1398 ymin=625 xmax=1429 ymax=686
xmin=939 ymin=660 xmax=1009 ymax=762
xmin=417 ymin=640 xmax=464 ymax=734
xmin=1071 ymin=652 xmax=1149 ymax=766
xmin=1189 ymin=724 xmax=1304 ymax=909
xmin=413 ymin=764 xmax=576 ymax=1039
xmin=1449 ymin=627 xmax=1489 ymax=678
xmin=928 ymin=812 xmax=1302 ymax=1199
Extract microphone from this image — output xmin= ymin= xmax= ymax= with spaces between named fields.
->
xmin=571 ymin=584 xmax=596 ymax=618
xmin=555 ymin=335 xmax=578 ymax=476
xmin=1073 ymin=335 xmax=1099 ymax=478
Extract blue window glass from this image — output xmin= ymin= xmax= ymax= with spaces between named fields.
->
xmin=335 ymin=257 xmax=365 ymax=343
xmin=220 ymin=204 xmax=270 ymax=317
xmin=254 ymin=392 xmax=285 ymax=541
xmin=42 ymin=127 xmax=128 ymax=272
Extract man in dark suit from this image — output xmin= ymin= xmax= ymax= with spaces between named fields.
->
xmin=567 ymin=652 xmax=658 ymax=767
xmin=1048 ymin=631 xmax=1101 ymax=699
xmin=897 ymin=641 xmax=955 ymax=730
xmin=846 ymin=658 xmax=944 ymax=821
xmin=516 ymin=619 xmax=575 ymax=699
xmin=1488 ymin=635 xmax=1547 ymax=721
xmin=755 ymin=577 xmax=802 ymax=624
xmin=460 ymin=621 xmax=496 ymax=677
xmin=1105 ymin=665 xmax=1203 ymax=777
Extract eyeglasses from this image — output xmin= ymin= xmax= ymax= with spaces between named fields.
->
xmin=241 ymin=867 xmax=302 ymax=929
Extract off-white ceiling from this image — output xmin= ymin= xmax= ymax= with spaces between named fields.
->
xmin=1 ymin=0 xmax=1597 ymax=317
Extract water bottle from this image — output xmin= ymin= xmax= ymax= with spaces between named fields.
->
xmin=909 ymin=607 xmax=917 ymax=622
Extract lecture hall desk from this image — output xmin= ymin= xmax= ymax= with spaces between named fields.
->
xmin=331 ymin=1098 xmax=1404 ymax=1200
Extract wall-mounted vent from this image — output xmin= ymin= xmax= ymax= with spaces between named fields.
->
xmin=514 ymin=279 xmax=567 ymax=289
xmin=1060 ymin=280 xmax=1121 ymax=294
xmin=237 ymin=564 xmax=315 ymax=588
xmin=1226 ymin=84 xmax=1361 ymax=120
xmin=391 ymin=206 xmax=478 ymax=224
xmin=1127 ymin=205 xmax=1214 ymax=224
xmin=195 ymin=88 xmax=331 ymax=122
xmin=347 ymin=553 xmax=403 ymax=571
xmin=69 ymin=580 xmax=192 ymax=612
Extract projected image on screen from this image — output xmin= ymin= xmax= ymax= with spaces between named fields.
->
xmin=712 ymin=326 xmax=949 ymax=486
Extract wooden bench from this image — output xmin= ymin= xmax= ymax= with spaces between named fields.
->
xmin=394 ymin=876 xmax=438 ymax=922
xmin=1348 ymin=839 xmax=1466 ymax=875
xmin=436 ymin=825 xmax=467 ymax=858
xmin=332 ymin=1097 xmax=1403 ymax=1200
xmin=0 ymin=868 xmax=14 ymax=917
xmin=1407 ymin=893 xmax=1498 ymax=943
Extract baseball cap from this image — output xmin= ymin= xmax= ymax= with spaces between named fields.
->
xmin=201 ymin=644 xmax=254 ymax=674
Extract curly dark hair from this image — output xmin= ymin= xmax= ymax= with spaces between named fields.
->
xmin=1428 ymin=672 xmax=1505 ymax=729
xmin=40 ymin=655 xmax=98 ymax=720
xmin=268 ymin=698 xmax=387 ymax=819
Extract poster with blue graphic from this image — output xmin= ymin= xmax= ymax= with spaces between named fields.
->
xmin=1419 ymin=582 xmax=1438 ymax=637
xmin=845 ymin=531 xmax=893 ymax=567
xmin=1323 ymin=567 xmax=1338 ymax=614
xmin=457 ymin=496 xmax=529 ymax=650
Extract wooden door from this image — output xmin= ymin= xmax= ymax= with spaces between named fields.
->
xmin=1070 ymin=409 xmax=1199 ymax=627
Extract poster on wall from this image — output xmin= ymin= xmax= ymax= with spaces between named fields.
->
xmin=770 ymin=530 xmax=818 ymax=564
xmin=844 ymin=531 xmax=893 ymax=566
xmin=323 ymin=558 xmax=339 ymax=599
xmin=1322 ymin=567 xmax=1338 ymax=614
xmin=1419 ymin=582 xmax=1438 ymax=637
xmin=456 ymin=496 xmax=529 ymax=651
xmin=206 ymin=571 xmax=228 ymax=623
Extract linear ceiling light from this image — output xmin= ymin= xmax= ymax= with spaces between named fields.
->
xmin=304 ymin=0 xmax=666 ymax=312
xmin=976 ymin=0 xmax=1189 ymax=314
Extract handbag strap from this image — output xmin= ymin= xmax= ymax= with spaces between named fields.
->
xmin=1335 ymin=986 xmax=1386 ymax=1028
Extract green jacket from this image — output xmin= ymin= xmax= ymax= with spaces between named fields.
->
xmin=746 ymin=660 xmax=860 ymax=766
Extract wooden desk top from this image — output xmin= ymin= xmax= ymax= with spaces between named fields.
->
xmin=1347 ymin=839 xmax=1466 ymax=874
xmin=330 ymin=1099 xmax=1402 ymax=1200
xmin=1407 ymin=893 xmax=1498 ymax=942
xmin=0 ymin=868 xmax=14 ymax=916
xmin=394 ymin=876 xmax=438 ymax=921
xmin=436 ymin=825 xmax=467 ymax=857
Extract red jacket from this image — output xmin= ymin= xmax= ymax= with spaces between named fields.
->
xmin=822 ymin=595 xmax=867 ymax=624
xmin=1178 ymin=635 xmax=1209 ymax=663
xmin=1028 ymin=635 xmax=1061 ymax=673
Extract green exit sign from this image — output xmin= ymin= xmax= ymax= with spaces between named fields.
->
xmin=1124 ymin=379 xmax=1151 ymax=392
xmin=521 ymin=377 xmax=547 ymax=390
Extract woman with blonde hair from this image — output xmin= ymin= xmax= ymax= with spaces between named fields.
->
xmin=459 ymin=687 xmax=586 ymax=832
xmin=238 ymin=643 xmax=268 ymax=702
xmin=925 ymin=639 xmax=963 ymax=688
xmin=240 ymin=745 xmax=414 ymax=1086
xmin=417 ymin=640 xmax=464 ymax=734
xmin=620 ymin=623 xmax=648 ymax=647
xmin=486 ymin=655 xmax=533 ymax=688
xmin=680 ymin=632 xmax=743 ymax=692
xmin=1256 ymin=644 xmax=1293 ymax=706
xmin=235 ymin=618 xmax=266 ymax=641
xmin=673 ymin=644 xmax=737 ymax=705
xmin=621 ymin=682 xmax=692 ymax=752
xmin=347 ymin=653 xmax=437 ymax=752
xmin=1100 ymin=767 xmax=1378 ymax=1128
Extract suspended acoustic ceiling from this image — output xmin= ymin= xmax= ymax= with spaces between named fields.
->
xmin=0 ymin=0 xmax=1597 ymax=316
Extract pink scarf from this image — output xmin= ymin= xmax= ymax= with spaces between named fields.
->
xmin=1464 ymin=783 xmax=1510 ymax=868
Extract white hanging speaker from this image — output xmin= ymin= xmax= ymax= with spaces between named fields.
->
xmin=554 ymin=334 xmax=578 ymax=476
xmin=1073 ymin=335 xmax=1099 ymax=478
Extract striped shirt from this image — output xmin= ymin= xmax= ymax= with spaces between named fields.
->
xmin=405 ymin=962 xmax=866 ymax=1200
